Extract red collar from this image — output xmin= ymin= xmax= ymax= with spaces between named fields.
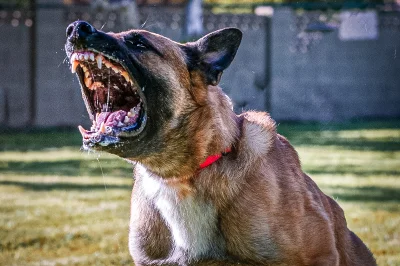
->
xmin=199 ymin=148 xmax=232 ymax=169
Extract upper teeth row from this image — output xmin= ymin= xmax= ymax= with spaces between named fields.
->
xmin=70 ymin=51 xmax=133 ymax=89
xmin=70 ymin=51 xmax=95 ymax=63
xmin=70 ymin=51 xmax=103 ymax=73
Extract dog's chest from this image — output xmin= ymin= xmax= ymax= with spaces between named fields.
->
xmin=142 ymin=174 xmax=224 ymax=258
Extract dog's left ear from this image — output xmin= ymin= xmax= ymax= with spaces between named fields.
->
xmin=186 ymin=28 xmax=242 ymax=86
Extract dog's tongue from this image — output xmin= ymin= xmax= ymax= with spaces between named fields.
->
xmin=97 ymin=112 xmax=111 ymax=125
xmin=96 ymin=110 xmax=127 ymax=127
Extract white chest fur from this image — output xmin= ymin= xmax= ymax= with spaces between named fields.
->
xmin=140 ymin=167 xmax=223 ymax=259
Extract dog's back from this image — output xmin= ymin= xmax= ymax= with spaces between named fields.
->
xmin=129 ymin=109 xmax=376 ymax=266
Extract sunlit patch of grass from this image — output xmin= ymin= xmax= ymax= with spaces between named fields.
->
xmin=0 ymin=175 xmax=133 ymax=265
xmin=0 ymin=120 xmax=399 ymax=265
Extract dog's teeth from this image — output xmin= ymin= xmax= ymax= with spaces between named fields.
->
xmin=70 ymin=53 xmax=77 ymax=64
xmin=104 ymin=60 xmax=112 ymax=69
xmin=84 ymin=53 xmax=89 ymax=60
xmin=127 ymin=112 xmax=133 ymax=117
xmin=78 ymin=125 xmax=87 ymax=137
xmin=84 ymin=77 xmax=92 ymax=88
xmin=96 ymin=56 xmax=103 ymax=69
xmin=99 ymin=122 xmax=106 ymax=133
xmin=79 ymin=54 xmax=85 ymax=61
xmin=121 ymin=71 xmax=130 ymax=82
xmin=117 ymin=121 xmax=124 ymax=127
xmin=89 ymin=81 xmax=102 ymax=91
xmin=124 ymin=116 xmax=130 ymax=123
xmin=71 ymin=61 xmax=79 ymax=73
xmin=90 ymin=53 xmax=95 ymax=61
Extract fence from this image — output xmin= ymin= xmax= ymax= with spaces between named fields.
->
xmin=0 ymin=3 xmax=399 ymax=127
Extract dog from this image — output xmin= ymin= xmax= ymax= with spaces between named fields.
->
xmin=65 ymin=20 xmax=376 ymax=266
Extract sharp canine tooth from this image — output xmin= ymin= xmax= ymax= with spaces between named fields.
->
xmin=96 ymin=56 xmax=102 ymax=69
xmin=99 ymin=122 xmax=106 ymax=133
xmin=84 ymin=77 xmax=92 ymax=88
xmin=70 ymin=53 xmax=77 ymax=64
xmin=121 ymin=71 xmax=130 ymax=82
xmin=71 ymin=61 xmax=79 ymax=73
xmin=78 ymin=125 xmax=87 ymax=136
xmin=90 ymin=53 xmax=95 ymax=61
xmin=124 ymin=116 xmax=130 ymax=123
xmin=104 ymin=60 xmax=111 ymax=68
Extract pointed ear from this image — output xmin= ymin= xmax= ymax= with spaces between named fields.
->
xmin=188 ymin=28 xmax=242 ymax=86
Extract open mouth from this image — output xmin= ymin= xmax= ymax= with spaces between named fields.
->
xmin=70 ymin=50 xmax=147 ymax=147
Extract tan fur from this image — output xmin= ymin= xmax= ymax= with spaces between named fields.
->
xmin=126 ymin=31 xmax=376 ymax=266
xmin=66 ymin=24 xmax=376 ymax=266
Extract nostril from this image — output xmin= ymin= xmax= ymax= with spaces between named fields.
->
xmin=79 ymin=22 xmax=94 ymax=34
xmin=66 ymin=21 xmax=96 ymax=43
xmin=66 ymin=24 xmax=74 ymax=38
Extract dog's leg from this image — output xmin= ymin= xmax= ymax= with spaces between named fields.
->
xmin=129 ymin=183 xmax=173 ymax=262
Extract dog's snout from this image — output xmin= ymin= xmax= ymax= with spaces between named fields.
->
xmin=66 ymin=21 xmax=96 ymax=43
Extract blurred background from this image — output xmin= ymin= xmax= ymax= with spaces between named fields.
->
xmin=0 ymin=0 xmax=399 ymax=265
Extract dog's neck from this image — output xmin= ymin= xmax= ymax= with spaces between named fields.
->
xmin=137 ymin=84 xmax=239 ymax=180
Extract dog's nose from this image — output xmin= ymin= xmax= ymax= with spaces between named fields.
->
xmin=66 ymin=21 xmax=96 ymax=43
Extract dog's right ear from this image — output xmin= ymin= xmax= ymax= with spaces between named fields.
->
xmin=184 ymin=28 xmax=242 ymax=86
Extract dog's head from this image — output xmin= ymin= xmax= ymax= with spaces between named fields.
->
xmin=65 ymin=21 xmax=241 ymax=175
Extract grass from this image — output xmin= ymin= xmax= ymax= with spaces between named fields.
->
xmin=0 ymin=120 xmax=399 ymax=265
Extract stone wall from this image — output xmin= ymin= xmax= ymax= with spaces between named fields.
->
xmin=0 ymin=4 xmax=399 ymax=128
xmin=271 ymin=8 xmax=400 ymax=121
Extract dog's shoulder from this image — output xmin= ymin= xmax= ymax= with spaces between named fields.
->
xmin=238 ymin=111 xmax=277 ymax=158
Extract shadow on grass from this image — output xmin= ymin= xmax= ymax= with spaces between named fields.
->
xmin=277 ymin=120 xmax=400 ymax=152
xmin=296 ymin=138 xmax=400 ymax=152
xmin=0 ymin=159 xmax=132 ymax=177
xmin=306 ymin=167 xmax=400 ymax=177
xmin=325 ymin=186 xmax=400 ymax=203
xmin=0 ymin=180 xmax=132 ymax=191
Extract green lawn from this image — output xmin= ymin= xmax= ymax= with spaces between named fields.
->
xmin=0 ymin=120 xmax=399 ymax=265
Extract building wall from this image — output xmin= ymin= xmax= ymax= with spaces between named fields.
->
xmin=271 ymin=8 xmax=400 ymax=121
xmin=0 ymin=5 xmax=399 ymax=128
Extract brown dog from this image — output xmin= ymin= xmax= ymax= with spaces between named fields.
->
xmin=65 ymin=21 xmax=376 ymax=266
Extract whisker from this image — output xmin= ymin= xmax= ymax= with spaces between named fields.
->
xmin=58 ymin=56 xmax=68 ymax=68
xmin=140 ymin=16 xmax=149 ymax=29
